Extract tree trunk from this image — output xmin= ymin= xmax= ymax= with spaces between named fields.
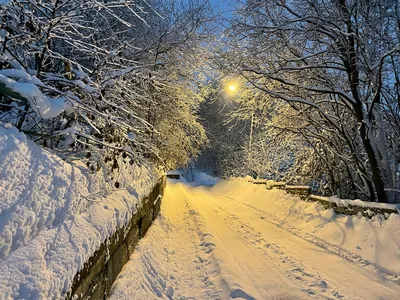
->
xmin=357 ymin=116 xmax=389 ymax=202
xmin=338 ymin=0 xmax=392 ymax=203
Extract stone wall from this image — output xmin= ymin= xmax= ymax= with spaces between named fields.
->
xmin=65 ymin=176 xmax=166 ymax=300
xmin=247 ymin=179 xmax=398 ymax=218
xmin=285 ymin=185 xmax=311 ymax=200
xmin=308 ymin=195 xmax=398 ymax=218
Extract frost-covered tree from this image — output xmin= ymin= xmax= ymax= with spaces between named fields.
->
xmin=130 ymin=0 xmax=212 ymax=169
xmin=0 ymin=0 xmax=156 ymax=163
xmin=0 ymin=0 xmax=211 ymax=171
xmin=222 ymin=0 xmax=400 ymax=203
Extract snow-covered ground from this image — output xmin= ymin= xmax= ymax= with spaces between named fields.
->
xmin=0 ymin=123 xmax=157 ymax=298
xmin=110 ymin=177 xmax=400 ymax=299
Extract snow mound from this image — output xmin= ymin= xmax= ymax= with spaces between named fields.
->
xmin=0 ymin=123 xmax=157 ymax=298
xmin=192 ymin=171 xmax=219 ymax=186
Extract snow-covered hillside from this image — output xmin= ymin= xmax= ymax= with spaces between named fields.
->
xmin=0 ymin=123 xmax=157 ymax=298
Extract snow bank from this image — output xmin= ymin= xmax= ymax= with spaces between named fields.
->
xmin=0 ymin=123 xmax=157 ymax=298
xmin=166 ymin=170 xmax=218 ymax=186
xmin=211 ymin=179 xmax=400 ymax=276
xmin=191 ymin=171 xmax=219 ymax=186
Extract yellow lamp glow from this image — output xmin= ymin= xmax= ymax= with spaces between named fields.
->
xmin=229 ymin=85 xmax=236 ymax=92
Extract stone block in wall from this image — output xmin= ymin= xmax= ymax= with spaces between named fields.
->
xmin=84 ymin=269 xmax=106 ymax=300
xmin=107 ymin=227 xmax=128 ymax=258
xmin=140 ymin=206 xmax=154 ymax=238
xmin=167 ymin=174 xmax=180 ymax=180
xmin=69 ymin=243 xmax=107 ymax=299
xmin=106 ymin=242 xmax=129 ymax=292
xmin=285 ymin=185 xmax=311 ymax=200
xmin=308 ymin=195 xmax=331 ymax=209
xmin=253 ymin=179 xmax=268 ymax=185
xmin=125 ymin=224 xmax=140 ymax=255
xmin=269 ymin=181 xmax=286 ymax=190
xmin=153 ymin=195 xmax=163 ymax=219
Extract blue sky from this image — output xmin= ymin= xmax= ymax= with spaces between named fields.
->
xmin=210 ymin=0 xmax=228 ymax=9
xmin=209 ymin=0 xmax=235 ymax=14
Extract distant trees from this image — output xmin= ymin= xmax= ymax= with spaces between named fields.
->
xmin=222 ymin=0 xmax=400 ymax=203
xmin=0 ymin=0 xmax=210 ymax=171
xmin=196 ymin=79 xmax=251 ymax=177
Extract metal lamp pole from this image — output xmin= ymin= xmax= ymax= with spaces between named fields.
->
xmin=249 ymin=112 xmax=254 ymax=154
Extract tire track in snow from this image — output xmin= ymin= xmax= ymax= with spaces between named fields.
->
xmin=179 ymin=185 xmax=304 ymax=299
xmin=207 ymin=191 xmax=400 ymax=299
xmin=180 ymin=187 xmax=262 ymax=299
xmin=228 ymin=195 xmax=400 ymax=283
xmin=208 ymin=197 xmax=346 ymax=299
xmin=110 ymin=184 xmax=219 ymax=300
xmin=178 ymin=188 xmax=221 ymax=300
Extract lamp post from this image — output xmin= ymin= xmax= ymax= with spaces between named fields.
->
xmin=249 ymin=112 xmax=254 ymax=154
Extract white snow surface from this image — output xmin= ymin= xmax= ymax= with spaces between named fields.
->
xmin=191 ymin=171 xmax=219 ymax=186
xmin=110 ymin=177 xmax=400 ymax=299
xmin=0 ymin=124 xmax=157 ymax=299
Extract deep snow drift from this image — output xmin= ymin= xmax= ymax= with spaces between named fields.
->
xmin=110 ymin=178 xmax=400 ymax=299
xmin=0 ymin=123 xmax=157 ymax=299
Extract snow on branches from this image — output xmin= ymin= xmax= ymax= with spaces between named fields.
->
xmin=222 ymin=0 xmax=400 ymax=203
xmin=0 ymin=0 xmax=211 ymax=172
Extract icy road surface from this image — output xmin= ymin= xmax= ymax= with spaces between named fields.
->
xmin=109 ymin=180 xmax=400 ymax=299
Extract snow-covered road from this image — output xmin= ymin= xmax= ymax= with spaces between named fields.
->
xmin=109 ymin=180 xmax=400 ymax=300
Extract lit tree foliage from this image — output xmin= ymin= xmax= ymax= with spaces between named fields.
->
xmin=0 ymin=0 xmax=211 ymax=172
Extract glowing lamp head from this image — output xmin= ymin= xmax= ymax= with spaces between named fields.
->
xmin=229 ymin=85 xmax=236 ymax=92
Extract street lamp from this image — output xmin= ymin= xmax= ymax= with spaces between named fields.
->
xmin=224 ymin=78 xmax=240 ymax=96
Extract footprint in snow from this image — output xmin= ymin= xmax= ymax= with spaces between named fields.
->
xmin=310 ymin=280 xmax=328 ymax=289
xmin=332 ymin=291 xmax=345 ymax=299
xmin=230 ymin=288 xmax=256 ymax=300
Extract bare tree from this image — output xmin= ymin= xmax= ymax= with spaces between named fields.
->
xmin=223 ymin=0 xmax=400 ymax=203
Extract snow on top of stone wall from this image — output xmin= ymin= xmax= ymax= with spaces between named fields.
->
xmin=0 ymin=123 xmax=157 ymax=298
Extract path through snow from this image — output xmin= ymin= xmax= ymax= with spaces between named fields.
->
xmin=109 ymin=180 xmax=400 ymax=299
